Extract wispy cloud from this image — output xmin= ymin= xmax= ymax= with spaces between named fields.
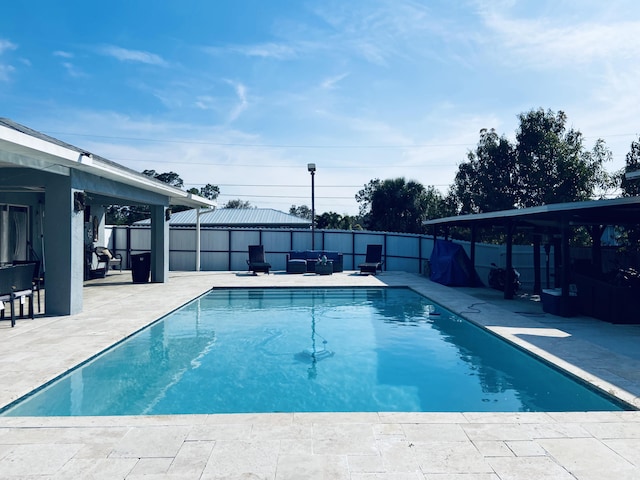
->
xmin=53 ymin=50 xmax=74 ymax=59
xmin=0 ymin=39 xmax=17 ymax=55
xmin=61 ymin=62 xmax=88 ymax=78
xmin=321 ymin=73 xmax=349 ymax=90
xmin=306 ymin=0 xmax=444 ymax=66
xmin=195 ymin=95 xmax=217 ymax=111
xmin=99 ymin=45 xmax=169 ymax=67
xmin=475 ymin=4 xmax=640 ymax=69
xmin=205 ymin=42 xmax=296 ymax=60
xmin=0 ymin=64 xmax=15 ymax=82
xmin=226 ymin=81 xmax=249 ymax=122
xmin=0 ymin=39 xmax=18 ymax=81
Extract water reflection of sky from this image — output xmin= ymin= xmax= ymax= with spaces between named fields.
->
xmin=2 ymin=288 xmax=626 ymax=416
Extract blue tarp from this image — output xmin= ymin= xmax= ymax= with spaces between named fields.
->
xmin=429 ymin=239 xmax=482 ymax=287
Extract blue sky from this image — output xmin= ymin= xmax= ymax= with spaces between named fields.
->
xmin=2 ymin=1 xmax=639 ymax=215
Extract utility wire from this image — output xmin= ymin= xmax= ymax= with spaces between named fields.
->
xmin=42 ymin=130 xmax=477 ymax=149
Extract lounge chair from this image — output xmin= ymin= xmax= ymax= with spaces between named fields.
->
xmin=247 ymin=245 xmax=271 ymax=274
xmin=359 ymin=244 xmax=384 ymax=275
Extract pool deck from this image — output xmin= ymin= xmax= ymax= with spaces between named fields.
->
xmin=1 ymin=270 xmax=640 ymax=479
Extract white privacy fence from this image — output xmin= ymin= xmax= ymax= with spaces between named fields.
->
xmin=106 ymin=226 xmax=558 ymax=291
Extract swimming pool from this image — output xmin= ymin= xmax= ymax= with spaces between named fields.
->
xmin=1 ymin=287 xmax=627 ymax=415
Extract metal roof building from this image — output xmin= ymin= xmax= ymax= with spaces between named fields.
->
xmin=137 ymin=208 xmax=311 ymax=228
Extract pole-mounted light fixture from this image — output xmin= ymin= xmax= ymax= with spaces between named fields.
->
xmin=307 ymin=163 xmax=316 ymax=250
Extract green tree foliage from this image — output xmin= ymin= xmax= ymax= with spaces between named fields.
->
xmin=289 ymin=204 xmax=312 ymax=220
xmin=618 ymin=136 xmax=640 ymax=254
xmin=621 ymin=136 xmax=640 ymax=197
xmin=453 ymin=128 xmax=517 ymax=214
xmin=355 ymin=179 xmax=382 ymax=219
xmin=424 ymin=185 xmax=456 ymax=219
xmin=142 ymin=170 xmax=184 ymax=188
xmin=224 ymin=199 xmax=252 ymax=209
xmin=356 ymin=178 xmax=431 ymax=233
xmin=315 ymin=211 xmax=362 ymax=230
xmin=452 ymin=109 xmax=613 ymax=214
xmin=356 ymin=178 xmax=451 ymax=233
xmin=515 ymin=108 xmax=609 ymax=206
xmin=187 ymin=183 xmax=220 ymax=201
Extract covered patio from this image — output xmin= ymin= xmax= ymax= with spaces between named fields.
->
xmin=425 ymin=197 xmax=640 ymax=318
xmin=0 ymin=118 xmax=215 ymax=316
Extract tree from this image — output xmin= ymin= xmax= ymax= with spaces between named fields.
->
xmin=187 ymin=184 xmax=220 ymax=201
xmin=514 ymin=108 xmax=610 ymax=207
xmin=621 ymin=136 xmax=640 ymax=197
xmin=452 ymin=128 xmax=518 ymax=214
xmin=424 ymin=185 xmax=456 ymax=220
xmin=315 ymin=212 xmax=362 ymax=230
xmin=356 ymin=178 xmax=429 ymax=233
xmin=452 ymin=109 xmax=613 ymax=214
xmin=224 ymin=199 xmax=252 ymax=209
xmin=289 ymin=204 xmax=312 ymax=220
xmin=618 ymin=136 xmax=640 ymax=255
xmin=355 ymin=179 xmax=382 ymax=220
xmin=583 ymin=139 xmax=616 ymax=199
xmin=142 ymin=170 xmax=184 ymax=188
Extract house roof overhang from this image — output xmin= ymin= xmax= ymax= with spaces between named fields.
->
xmin=0 ymin=119 xmax=215 ymax=209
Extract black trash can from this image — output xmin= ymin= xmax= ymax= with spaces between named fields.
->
xmin=131 ymin=252 xmax=151 ymax=283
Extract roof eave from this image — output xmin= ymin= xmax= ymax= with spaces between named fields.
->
xmin=0 ymin=123 xmax=216 ymax=209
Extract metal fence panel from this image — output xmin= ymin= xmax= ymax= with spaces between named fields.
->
xmin=170 ymin=228 xmax=196 ymax=250
xmin=291 ymin=231 xmax=313 ymax=251
xmin=170 ymin=251 xmax=193 ymax=271
xmin=202 ymin=229 xmax=229 ymax=252
xmin=129 ymin=226 xmax=151 ymax=251
xmin=108 ymin=225 xmax=556 ymax=291
xmin=230 ymin=230 xmax=261 ymax=254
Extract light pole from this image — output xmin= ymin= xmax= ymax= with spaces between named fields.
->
xmin=307 ymin=163 xmax=316 ymax=250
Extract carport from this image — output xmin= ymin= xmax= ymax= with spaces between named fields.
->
xmin=424 ymin=197 xmax=640 ymax=314
xmin=0 ymin=118 xmax=215 ymax=316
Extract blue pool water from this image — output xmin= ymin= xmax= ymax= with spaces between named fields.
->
xmin=2 ymin=287 xmax=627 ymax=415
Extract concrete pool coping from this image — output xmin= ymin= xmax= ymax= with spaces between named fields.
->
xmin=1 ymin=270 xmax=639 ymax=478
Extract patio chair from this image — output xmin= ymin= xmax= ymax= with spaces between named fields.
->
xmin=359 ymin=244 xmax=384 ymax=275
xmin=95 ymin=246 xmax=123 ymax=272
xmin=11 ymin=263 xmax=35 ymax=320
xmin=12 ymin=260 xmax=42 ymax=313
xmin=0 ymin=264 xmax=35 ymax=327
xmin=246 ymin=245 xmax=271 ymax=274
xmin=0 ymin=267 xmax=16 ymax=327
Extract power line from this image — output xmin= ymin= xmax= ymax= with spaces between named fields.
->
xmin=217 ymin=193 xmax=356 ymax=199
xmin=42 ymin=130 xmax=476 ymax=149
xmin=201 ymin=183 xmax=364 ymax=188
xmin=41 ymin=129 xmax=640 ymax=150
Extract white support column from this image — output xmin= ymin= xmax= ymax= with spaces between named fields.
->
xmin=196 ymin=208 xmax=201 ymax=272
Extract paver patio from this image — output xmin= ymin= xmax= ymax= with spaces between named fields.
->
xmin=0 ymin=270 xmax=639 ymax=479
